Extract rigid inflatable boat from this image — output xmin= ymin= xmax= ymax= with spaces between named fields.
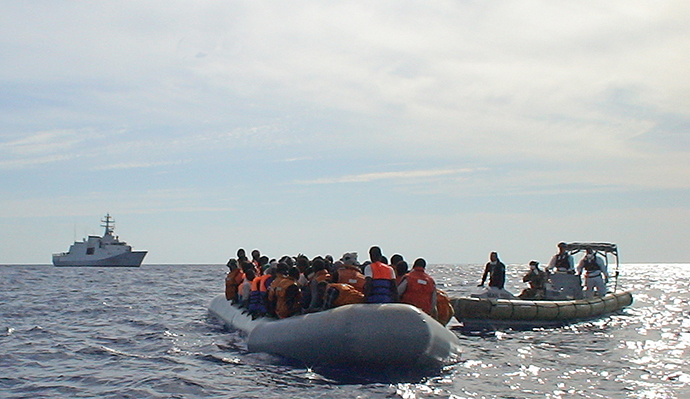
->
xmin=208 ymin=294 xmax=462 ymax=368
xmin=452 ymin=290 xmax=633 ymax=330
xmin=452 ymin=242 xmax=634 ymax=330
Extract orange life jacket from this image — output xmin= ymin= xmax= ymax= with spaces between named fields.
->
xmin=400 ymin=267 xmax=436 ymax=314
xmin=434 ymin=289 xmax=454 ymax=326
xmin=259 ymin=273 xmax=272 ymax=293
xmin=225 ymin=268 xmax=244 ymax=301
xmin=273 ymin=276 xmax=301 ymax=319
xmin=311 ymin=269 xmax=331 ymax=284
xmin=337 ymin=265 xmax=366 ymax=293
xmin=327 ymin=283 xmax=365 ymax=307
xmin=365 ymin=261 xmax=396 ymax=303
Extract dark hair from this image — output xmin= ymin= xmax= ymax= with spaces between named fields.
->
xmin=369 ymin=246 xmax=382 ymax=262
xmin=276 ymin=262 xmax=289 ymax=275
xmin=396 ymin=260 xmax=409 ymax=276
xmin=413 ymin=258 xmax=426 ymax=269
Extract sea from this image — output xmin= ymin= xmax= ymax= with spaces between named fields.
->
xmin=1 ymin=263 xmax=688 ymax=399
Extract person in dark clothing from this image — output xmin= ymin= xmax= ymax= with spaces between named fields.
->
xmin=478 ymin=251 xmax=506 ymax=289
xmin=519 ymin=260 xmax=547 ymax=299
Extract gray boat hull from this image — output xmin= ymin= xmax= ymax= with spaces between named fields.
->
xmin=52 ymin=251 xmax=147 ymax=267
xmin=208 ymin=295 xmax=461 ymax=368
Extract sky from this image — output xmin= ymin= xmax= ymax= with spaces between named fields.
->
xmin=1 ymin=1 xmax=689 ymax=265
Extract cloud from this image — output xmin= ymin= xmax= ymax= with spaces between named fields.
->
xmin=297 ymin=167 xmax=477 ymax=185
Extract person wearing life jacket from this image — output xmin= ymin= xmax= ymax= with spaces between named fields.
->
xmin=395 ymin=260 xmax=409 ymax=286
xmin=478 ymin=251 xmax=506 ymax=289
xmin=247 ymin=264 xmax=268 ymax=317
xmin=268 ymin=263 xmax=303 ymax=318
xmin=224 ymin=259 xmax=244 ymax=302
xmin=547 ymin=242 xmax=575 ymax=274
xmin=237 ymin=263 xmax=255 ymax=308
xmin=306 ymin=258 xmax=332 ymax=311
xmin=363 ymin=246 xmax=398 ymax=303
xmin=577 ymin=248 xmax=608 ymax=298
xmin=322 ymin=282 xmax=365 ymax=309
xmin=333 ymin=252 xmax=367 ymax=293
xmin=398 ymin=258 xmax=437 ymax=317
xmin=434 ymin=289 xmax=454 ymax=326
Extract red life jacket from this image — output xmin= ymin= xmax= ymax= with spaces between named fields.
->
xmin=400 ymin=267 xmax=436 ymax=314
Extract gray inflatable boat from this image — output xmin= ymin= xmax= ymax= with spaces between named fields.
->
xmin=208 ymin=294 xmax=461 ymax=368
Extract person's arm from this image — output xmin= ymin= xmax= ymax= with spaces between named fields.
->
xmin=478 ymin=263 xmax=489 ymax=286
xmin=397 ymin=277 xmax=408 ymax=297
xmin=431 ymin=286 xmax=438 ymax=318
xmin=576 ymin=258 xmax=584 ymax=275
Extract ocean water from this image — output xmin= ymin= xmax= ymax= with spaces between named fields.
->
xmin=1 ymin=263 xmax=688 ymax=399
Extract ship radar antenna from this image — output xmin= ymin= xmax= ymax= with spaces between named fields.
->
xmin=101 ymin=213 xmax=115 ymax=235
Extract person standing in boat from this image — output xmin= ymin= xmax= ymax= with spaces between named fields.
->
xmin=478 ymin=251 xmax=506 ymax=289
xmin=547 ymin=242 xmax=575 ymax=274
xmin=363 ymin=246 xmax=398 ymax=303
xmin=398 ymin=258 xmax=438 ymax=318
xmin=577 ymin=248 xmax=608 ymax=298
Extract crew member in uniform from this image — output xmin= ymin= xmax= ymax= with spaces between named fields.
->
xmin=547 ymin=242 xmax=575 ymax=273
xmin=577 ymin=247 xmax=608 ymax=297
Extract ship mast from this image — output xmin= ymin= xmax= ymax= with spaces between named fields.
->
xmin=101 ymin=213 xmax=115 ymax=236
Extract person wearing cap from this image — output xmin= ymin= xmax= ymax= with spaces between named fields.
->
xmin=333 ymin=252 xmax=367 ymax=293
xmin=577 ymin=248 xmax=608 ymax=298
xmin=547 ymin=242 xmax=575 ymax=274
xmin=519 ymin=260 xmax=547 ymax=299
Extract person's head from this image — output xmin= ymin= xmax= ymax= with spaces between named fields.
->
xmin=381 ymin=255 xmax=388 ymax=265
xmin=390 ymin=254 xmax=404 ymax=267
xmin=369 ymin=246 xmax=383 ymax=263
xmin=396 ymin=260 xmax=409 ymax=276
xmin=259 ymin=255 xmax=269 ymax=267
xmin=240 ymin=261 xmax=254 ymax=273
xmin=312 ymin=258 xmax=326 ymax=272
xmin=413 ymin=258 xmax=427 ymax=269
xmin=237 ymin=248 xmax=246 ymax=258
xmin=296 ymin=255 xmax=309 ymax=272
xmin=244 ymin=268 xmax=255 ymax=281
xmin=585 ymin=247 xmax=594 ymax=256
xmin=288 ymin=266 xmax=300 ymax=280
xmin=558 ymin=242 xmax=567 ymax=253
xmin=490 ymin=251 xmax=499 ymax=262
xmin=276 ymin=262 xmax=289 ymax=275
xmin=251 ymin=249 xmax=261 ymax=261
xmin=529 ymin=260 xmax=540 ymax=270
xmin=340 ymin=252 xmax=359 ymax=266
xmin=226 ymin=258 xmax=238 ymax=270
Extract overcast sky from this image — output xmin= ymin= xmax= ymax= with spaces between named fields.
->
xmin=1 ymin=1 xmax=689 ymax=265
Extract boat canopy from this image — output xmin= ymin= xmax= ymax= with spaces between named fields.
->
xmin=563 ymin=242 xmax=618 ymax=256
xmin=563 ymin=242 xmax=621 ymax=291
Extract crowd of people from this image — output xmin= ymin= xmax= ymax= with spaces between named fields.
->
xmin=223 ymin=246 xmax=453 ymax=324
xmin=477 ymin=243 xmax=611 ymax=300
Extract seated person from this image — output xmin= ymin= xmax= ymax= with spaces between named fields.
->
xmin=518 ymin=260 xmax=547 ymax=299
